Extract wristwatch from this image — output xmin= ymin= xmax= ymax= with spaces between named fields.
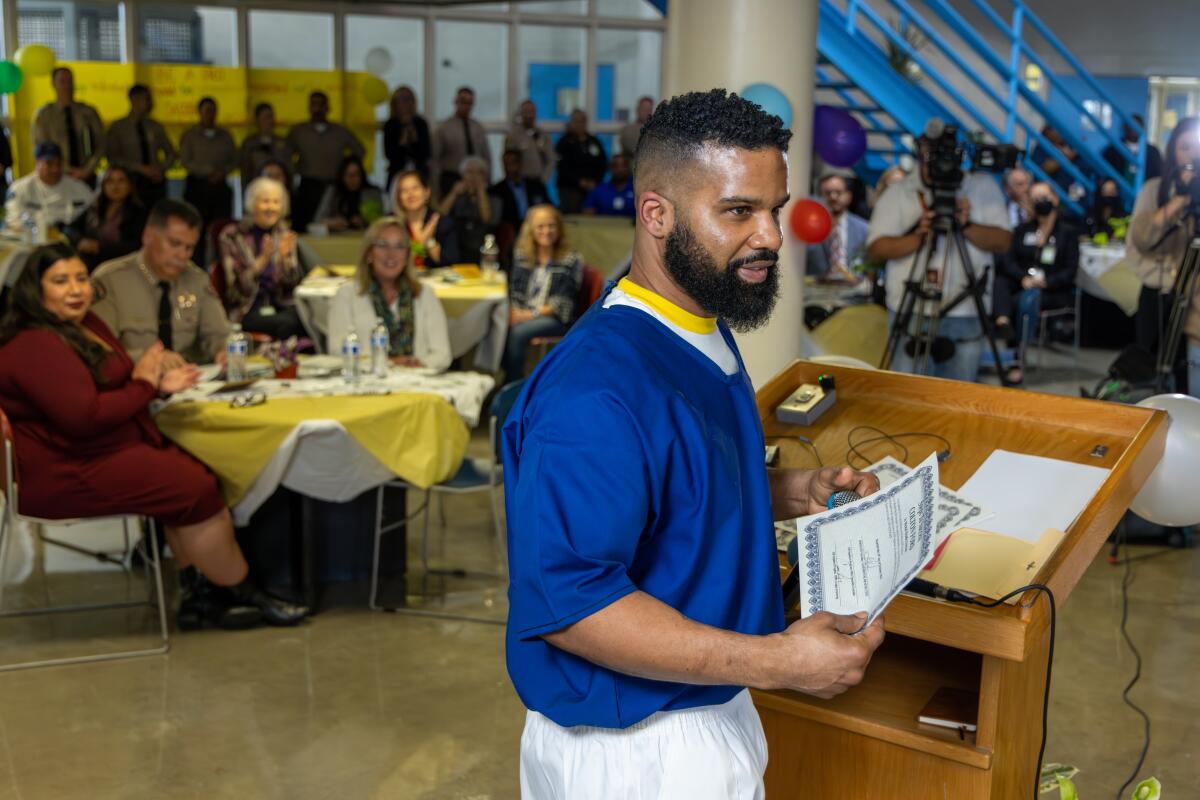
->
xmin=531 ymin=308 xmax=541 ymax=318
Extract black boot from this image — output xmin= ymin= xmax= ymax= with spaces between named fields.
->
xmin=177 ymin=567 xmax=264 ymax=631
xmin=228 ymin=578 xmax=309 ymax=626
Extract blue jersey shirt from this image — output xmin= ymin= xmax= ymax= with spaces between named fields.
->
xmin=502 ymin=287 xmax=786 ymax=729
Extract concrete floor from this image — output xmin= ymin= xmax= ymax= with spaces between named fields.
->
xmin=0 ymin=343 xmax=1196 ymax=798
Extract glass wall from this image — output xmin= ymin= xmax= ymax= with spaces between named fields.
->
xmin=138 ymin=4 xmax=236 ymax=65
xmin=17 ymin=0 xmax=124 ymax=61
xmin=434 ymin=20 xmax=508 ymax=123
xmin=595 ymin=28 xmax=662 ymax=125
xmin=518 ymin=24 xmax=586 ymax=123
xmin=248 ymin=9 xmax=334 ymax=70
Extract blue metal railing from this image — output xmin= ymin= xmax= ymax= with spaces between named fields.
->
xmin=823 ymin=0 xmax=1147 ymax=216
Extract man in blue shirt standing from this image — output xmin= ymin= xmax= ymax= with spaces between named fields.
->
xmin=582 ymin=152 xmax=636 ymax=218
xmin=503 ymin=89 xmax=886 ymax=799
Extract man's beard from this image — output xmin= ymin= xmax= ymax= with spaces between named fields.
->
xmin=663 ymin=219 xmax=780 ymax=332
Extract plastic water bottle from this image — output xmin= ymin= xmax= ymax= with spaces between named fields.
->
xmin=225 ymin=324 xmax=249 ymax=381
xmin=480 ymin=233 xmax=499 ymax=281
xmin=341 ymin=332 xmax=361 ymax=383
xmin=370 ymin=318 xmax=389 ymax=378
xmin=19 ymin=212 xmax=38 ymax=244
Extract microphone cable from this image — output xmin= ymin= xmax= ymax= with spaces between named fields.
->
xmin=1110 ymin=527 xmax=1152 ymax=800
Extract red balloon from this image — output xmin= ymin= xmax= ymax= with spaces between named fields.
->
xmin=790 ymin=199 xmax=833 ymax=243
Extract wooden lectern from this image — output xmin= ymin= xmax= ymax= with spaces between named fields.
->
xmin=754 ymin=361 xmax=1165 ymax=799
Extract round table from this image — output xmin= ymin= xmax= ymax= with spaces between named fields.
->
xmin=293 ymin=266 xmax=509 ymax=371
xmin=154 ymin=367 xmax=494 ymax=525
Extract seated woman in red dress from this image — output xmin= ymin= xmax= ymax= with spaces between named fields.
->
xmin=0 ymin=243 xmax=307 ymax=630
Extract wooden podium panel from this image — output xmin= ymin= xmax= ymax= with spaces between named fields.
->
xmin=754 ymin=362 xmax=1165 ymax=799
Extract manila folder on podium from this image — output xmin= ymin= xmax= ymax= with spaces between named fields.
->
xmin=921 ymin=528 xmax=1066 ymax=601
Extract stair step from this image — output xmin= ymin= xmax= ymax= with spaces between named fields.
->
xmin=848 ymin=105 xmax=886 ymax=115
xmin=862 ymin=127 xmax=903 ymax=135
xmin=816 ymin=81 xmax=856 ymax=91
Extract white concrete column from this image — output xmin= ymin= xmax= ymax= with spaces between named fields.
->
xmin=665 ymin=0 xmax=817 ymax=387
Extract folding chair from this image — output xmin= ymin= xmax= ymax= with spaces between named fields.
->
xmin=0 ymin=407 xmax=169 ymax=672
xmin=368 ymin=379 xmax=527 ymax=613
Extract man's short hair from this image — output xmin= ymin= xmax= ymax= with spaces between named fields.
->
xmin=129 ymin=84 xmax=150 ymax=101
xmin=310 ymin=91 xmax=329 ymax=104
xmin=147 ymin=199 xmax=202 ymax=232
xmin=197 ymin=96 xmax=216 ymax=111
xmin=817 ymin=173 xmax=850 ymax=193
xmin=633 ymin=89 xmax=793 ymax=194
xmin=456 ymin=86 xmax=475 ymax=97
xmin=254 ymin=102 xmax=273 ymax=117
xmin=51 ymin=66 xmax=72 ymax=82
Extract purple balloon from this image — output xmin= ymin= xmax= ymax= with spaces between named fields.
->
xmin=814 ymin=105 xmax=867 ymax=167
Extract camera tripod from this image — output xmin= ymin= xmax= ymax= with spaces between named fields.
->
xmin=1154 ymin=234 xmax=1200 ymax=393
xmin=881 ymin=214 xmax=1013 ymax=386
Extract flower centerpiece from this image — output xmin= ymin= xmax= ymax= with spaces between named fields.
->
xmin=259 ymin=335 xmax=310 ymax=379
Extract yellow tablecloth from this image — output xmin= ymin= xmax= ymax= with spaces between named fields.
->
xmin=300 ymin=233 xmax=363 ymax=267
xmin=156 ymin=393 xmax=469 ymax=508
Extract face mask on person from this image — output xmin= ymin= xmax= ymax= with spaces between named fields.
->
xmin=1033 ymin=199 xmax=1055 ymax=217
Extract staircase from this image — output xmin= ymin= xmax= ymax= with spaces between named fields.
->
xmin=815 ymin=0 xmax=1148 ymax=217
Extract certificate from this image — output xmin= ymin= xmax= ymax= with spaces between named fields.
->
xmin=795 ymin=453 xmax=938 ymax=625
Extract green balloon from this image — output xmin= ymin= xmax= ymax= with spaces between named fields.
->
xmin=0 ymin=61 xmax=22 ymax=94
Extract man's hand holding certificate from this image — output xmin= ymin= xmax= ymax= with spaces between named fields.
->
xmin=793 ymin=453 xmax=940 ymax=626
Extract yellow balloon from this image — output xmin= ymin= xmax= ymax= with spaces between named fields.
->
xmin=14 ymin=45 xmax=55 ymax=77
xmin=362 ymin=76 xmax=389 ymax=106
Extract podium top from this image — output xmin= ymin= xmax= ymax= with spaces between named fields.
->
xmin=759 ymin=360 xmax=1166 ymax=661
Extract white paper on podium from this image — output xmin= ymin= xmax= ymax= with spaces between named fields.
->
xmin=957 ymin=450 xmax=1111 ymax=543
xmin=794 ymin=453 xmax=939 ymax=625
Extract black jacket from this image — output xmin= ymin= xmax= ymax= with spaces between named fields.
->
xmin=489 ymin=177 xmax=550 ymax=228
xmin=383 ymin=115 xmax=431 ymax=181
xmin=1004 ymin=216 xmax=1080 ymax=305
xmin=555 ymin=135 xmax=608 ymax=190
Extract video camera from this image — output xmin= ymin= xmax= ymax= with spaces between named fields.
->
xmin=921 ymin=118 xmax=1023 ymax=224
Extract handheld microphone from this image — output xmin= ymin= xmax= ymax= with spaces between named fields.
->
xmin=827 ymin=490 xmax=861 ymax=509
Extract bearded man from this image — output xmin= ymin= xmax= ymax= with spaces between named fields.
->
xmin=501 ymin=89 xmax=886 ymax=799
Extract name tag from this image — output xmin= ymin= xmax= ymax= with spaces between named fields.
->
xmin=612 ymin=196 xmax=625 ymax=210
xmin=259 ymin=305 xmax=276 ymax=317
xmin=588 ymin=144 xmax=600 ymax=156
xmin=1040 ymin=245 xmax=1057 ymax=265
xmin=1022 ymin=231 xmax=1040 ymax=247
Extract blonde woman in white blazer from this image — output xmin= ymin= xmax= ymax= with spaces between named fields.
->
xmin=328 ymin=216 xmax=453 ymax=372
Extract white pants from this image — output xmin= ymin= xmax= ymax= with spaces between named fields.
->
xmin=520 ymin=690 xmax=768 ymax=799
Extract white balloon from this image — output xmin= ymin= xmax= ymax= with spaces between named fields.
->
xmin=364 ymin=47 xmax=393 ymax=77
xmin=1131 ymin=393 xmax=1200 ymax=526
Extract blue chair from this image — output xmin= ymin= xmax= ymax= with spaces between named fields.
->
xmin=369 ymin=379 xmax=526 ymax=610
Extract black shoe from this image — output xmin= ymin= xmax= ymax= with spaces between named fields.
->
xmin=229 ymin=579 xmax=309 ymax=626
xmin=177 ymin=567 xmax=263 ymax=631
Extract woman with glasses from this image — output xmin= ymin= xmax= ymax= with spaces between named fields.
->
xmin=327 ymin=216 xmax=451 ymax=371
xmin=0 ymin=243 xmax=308 ymax=630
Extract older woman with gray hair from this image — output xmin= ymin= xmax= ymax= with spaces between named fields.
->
xmin=216 ymin=176 xmax=308 ymax=339
xmin=437 ymin=155 xmax=492 ymax=263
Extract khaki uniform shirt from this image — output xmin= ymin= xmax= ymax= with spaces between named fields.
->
xmin=91 ymin=250 xmax=231 ymax=363
xmin=179 ymin=125 xmax=238 ymax=178
xmin=286 ymin=122 xmax=364 ymax=182
xmin=432 ymin=116 xmax=492 ymax=179
xmin=105 ymin=115 xmax=177 ymax=172
xmin=32 ymin=101 xmax=106 ymax=173
xmin=505 ymin=123 xmax=556 ymax=183
xmin=240 ymin=133 xmax=293 ymax=180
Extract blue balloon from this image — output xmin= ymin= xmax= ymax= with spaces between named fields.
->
xmin=740 ymin=83 xmax=793 ymax=129
xmin=813 ymin=105 xmax=867 ymax=167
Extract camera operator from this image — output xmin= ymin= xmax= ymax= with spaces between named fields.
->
xmin=867 ymin=128 xmax=1012 ymax=382
xmin=1128 ymin=116 xmax=1200 ymax=394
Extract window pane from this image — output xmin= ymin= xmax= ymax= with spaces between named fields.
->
xmin=520 ymin=1 xmax=586 ymax=14
xmin=468 ymin=2 xmax=509 ymax=10
xmin=434 ymin=21 xmax=508 ymax=122
xmin=595 ymin=28 xmax=662 ymax=123
xmin=346 ymin=15 xmax=424 ymax=189
xmin=249 ymin=10 xmax=334 ymax=70
xmin=138 ymin=5 xmax=237 ymax=66
xmin=597 ymin=0 xmax=663 ymax=19
xmin=18 ymin=0 xmax=123 ymax=62
xmin=519 ymin=24 xmax=585 ymax=123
